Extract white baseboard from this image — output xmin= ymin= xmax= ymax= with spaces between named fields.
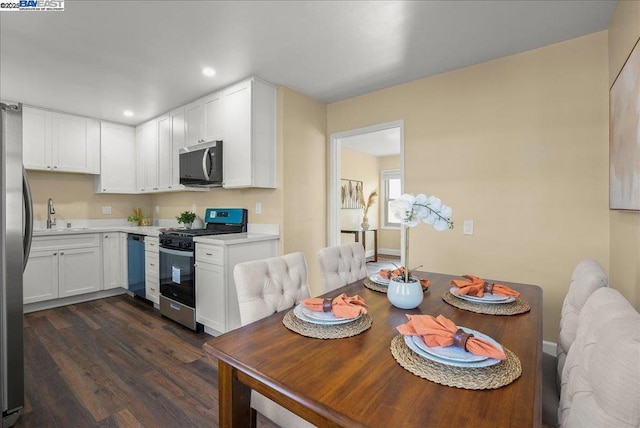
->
xmin=543 ymin=340 xmax=556 ymax=356
xmin=23 ymin=288 xmax=127 ymax=313
xmin=365 ymin=249 xmax=375 ymax=258
xmin=379 ymin=248 xmax=400 ymax=257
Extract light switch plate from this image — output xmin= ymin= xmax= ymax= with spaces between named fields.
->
xmin=463 ymin=220 xmax=474 ymax=235
xmin=102 ymin=205 xmax=112 ymax=215
xmin=255 ymin=202 xmax=262 ymax=214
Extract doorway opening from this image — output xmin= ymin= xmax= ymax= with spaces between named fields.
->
xmin=328 ymin=120 xmax=404 ymax=263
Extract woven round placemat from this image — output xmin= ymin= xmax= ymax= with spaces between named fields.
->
xmin=442 ymin=291 xmax=530 ymax=315
xmin=283 ymin=310 xmax=373 ymax=339
xmin=390 ymin=334 xmax=522 ymax=389
xmin=364 ymin=277 xmax=388 ymax=293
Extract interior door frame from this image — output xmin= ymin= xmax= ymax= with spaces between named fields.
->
xmin=327 ymin=120 xmax=405 ymax=247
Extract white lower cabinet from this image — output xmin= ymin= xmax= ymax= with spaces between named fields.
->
xmin=58 ymin=247 xmax=102 ymax=298
xmin=102 ymin=232 xmax=128 ymax=290
xmin=194 ymin=237 xmax=278 ymax=335
xmin=23 ymin=234 xmax=102 ymax=304
xmin=23 ymin=250 xmax=58 ymax=304
xmin=145 ymin=236 xmax=160 ymax=304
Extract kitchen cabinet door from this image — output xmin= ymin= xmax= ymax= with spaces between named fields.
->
xmin=202 ymin=91 xmax=223 ymax=142
xmin=96 ymin=122 xmax=136 ymax=193
xmin=195 ymin=261 xmax=226 ymax=332
xmin=184 ymin=100 xmax=203 ymax=146
xmin=171 ymin=107 xmax=186 ymax=188
xmin=23 ymin=249 xmax=59 ymax=304
xmin=136 ymin=119 xmax=158 ymax=192
xmin=51 ymin=112 xmax=100 ymax=174
xmin=222 ymin=81 xmax=253 ymax=188
xmin=22 ymin=106 xmax=53 ymax=170
xmin=222 ymin=78 xmax=276 ymax=188
xmin=157 ymin=115 xmax=173 ymax=191
xmin=103 ymin=232 xmax=126 ymax=290
xmin=58 ymin=246 xmax=102 ymax=298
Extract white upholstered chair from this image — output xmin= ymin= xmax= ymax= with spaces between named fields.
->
xmin=233 ymin=252 xmax=314 ymax=428
xmin=316 ymin=243 xmax=369 ymax=294
xmin=558 ymin=287 xmax=640 ymax=427
xmin=542 ymin=259 xmax=608 ymax=427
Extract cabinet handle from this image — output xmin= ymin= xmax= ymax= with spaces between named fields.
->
xmin=205 ymin=252 xmax=213 ymax=256
xmin=150 ymin=287 xmax=156 ymax=291
xmin=53 ymin=252 xmax=57 ymax=255
xmin=105 ymin=235 xmax=109 ymax=238
xmin=53 ymin=166 xmax=58 ymax=169
xmin=60 ymin=252 xmax=64 ymax=255
xmin=103 ymin=188 xmax=106 ymax=191
xmin=150 ymin=263 xmax=155 ymax=266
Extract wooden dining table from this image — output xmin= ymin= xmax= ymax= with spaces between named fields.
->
xmin=203 ymin=272 xmax=543 ymax=428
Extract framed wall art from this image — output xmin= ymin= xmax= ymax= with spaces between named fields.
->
xmin=341 ymin=179 xmax=363 ymax=209
xmin=610 ymin=37 xmax=640 ymax=210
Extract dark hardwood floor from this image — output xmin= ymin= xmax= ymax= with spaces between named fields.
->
xmin=17 ymin=295 xmax=278 ymax=428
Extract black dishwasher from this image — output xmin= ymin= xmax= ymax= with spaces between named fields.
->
xmin=127 ymin=234 xmax=146 ymax=298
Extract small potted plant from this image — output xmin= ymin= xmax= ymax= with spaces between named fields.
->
xmin=176 ymin=211 xmax=197 ymax=229
xmin=127 ymin=208 xmax=143 ymax=226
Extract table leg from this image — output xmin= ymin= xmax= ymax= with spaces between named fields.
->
xmin=373 ymin=229 xmax=378 ymax=262
xmin=218 ymin=360 xmax=252 ymax=428
xmin=362 ymin=230 xmax=367 ymax=259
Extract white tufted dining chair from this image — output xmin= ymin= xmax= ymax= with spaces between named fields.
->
xmin=233 ymin=252 xmax=315 ymax=428
xmin=316 ymin=243 xmax=369 ymax=294
xmin=542 ymin=258 xmax=609 ymax=427
xmin=558 ymin=287 xmax=640 ymax=427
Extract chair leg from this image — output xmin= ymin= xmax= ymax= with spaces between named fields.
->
xmin=250 ymin=407 xmax=258 ymax=428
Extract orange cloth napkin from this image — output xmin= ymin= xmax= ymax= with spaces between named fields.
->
xmin=396 ymin=314 xmax=506 ymax=360
xmin=379 ymin=268 xmax=431 ymax=290
xmin=301 ymin=293 xmax=368 ymax=319
xmin=450 ymin=275 xmax=520 ymax=298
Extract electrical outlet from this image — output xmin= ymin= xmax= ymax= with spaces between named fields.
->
xmin=191 ymin=204 xmax=197 ymax=213
xmin=463 ymin=220 xmax=474 ymax=235
xmin=102 ymin=205 xmax=112 ymax=215
xmin=255 ymin=202 xmax=262 ymax=214
xmin=155 ymin=205 xmax=160 ymax=214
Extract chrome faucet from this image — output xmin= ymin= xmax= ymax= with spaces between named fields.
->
xmin=46 ymin=198 xmax=56 ymax=229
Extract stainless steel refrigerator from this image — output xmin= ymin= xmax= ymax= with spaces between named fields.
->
xmin=1 ymin=102 xmax=33 ymax=427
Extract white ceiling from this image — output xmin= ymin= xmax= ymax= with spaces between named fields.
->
xmin=340 ymin=127 xmax=401 ymax=157
xmin=0 ymin=1 xmax=616 ymax=126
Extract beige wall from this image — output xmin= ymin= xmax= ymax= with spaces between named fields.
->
xmin=608 ymin=0 xmax=640 ymax=309
xmin=340 ymin=147 xmax=378 ymax=235
xmin=280 ymin=87 xmax=327 ymax=297
xmin=26 ymin=170 xmax=152 ymax=224
xmin=378 ymin=155 xmax=401 ymax=252
xmin=328 ymin=32 xmax=610 ymax=341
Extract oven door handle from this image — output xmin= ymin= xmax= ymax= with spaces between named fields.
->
xmin=159 ymin=246 xmax=194 ymax=257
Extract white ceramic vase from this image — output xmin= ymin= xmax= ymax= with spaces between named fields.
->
xmin=387 ymin=277 xmax=423 ymax=309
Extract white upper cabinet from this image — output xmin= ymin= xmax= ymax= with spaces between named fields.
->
xmin=157 ymin=114 xmax=173 ymax=191
xmin=23 ymin=105 xmax=100 ymax=174
xmin=222 ymin=78 xmax=276 ymax=189
xmin=136 ymin=119 xmax=158 ymax=192
xmin=95 ymin=122 xmax=137 ymax=193
xmin=184 ymin=91 xmax=224 ymax=147
xmin=170 ymin=107 xmax=186 ymax=187
xmin=23 ymin=106 xmax=52 ymax=169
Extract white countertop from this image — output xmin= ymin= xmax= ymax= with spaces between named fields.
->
xmin=32 ymin=226 xmax=164 ymax=237
xmin=32 ymin=226 xmax=280 ymax=245
xmin=193 ymin=233 xmax=280 ymax=246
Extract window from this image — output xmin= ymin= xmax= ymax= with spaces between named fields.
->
xmin=381 ymin=169 xmax=402 ymax=228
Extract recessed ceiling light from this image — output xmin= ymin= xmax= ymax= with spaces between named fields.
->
xmin=202 ymin=67 xmax=216 ymax=77
xmin=123 ymin=110 xmax=134 ymax=117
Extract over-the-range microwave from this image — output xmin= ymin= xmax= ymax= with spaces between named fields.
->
xmin=179 ymin=140 xmax=223 ymax=187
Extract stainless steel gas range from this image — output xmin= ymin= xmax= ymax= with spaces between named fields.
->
xmin=158 ymin=208 xmax=248 ymax=331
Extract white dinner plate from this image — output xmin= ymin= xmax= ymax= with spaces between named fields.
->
xmin=412 ymin=326 xmax=503 ymax=363
xmin=370 ymin=274 xmax=390 ymax=285
xmin=405 ymin=335 xmax=501 ymax=368
xmin=293 ymin=304 xmax=361 ymax=325
xmin=449 ymin=287 xmax=515 ymax=304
